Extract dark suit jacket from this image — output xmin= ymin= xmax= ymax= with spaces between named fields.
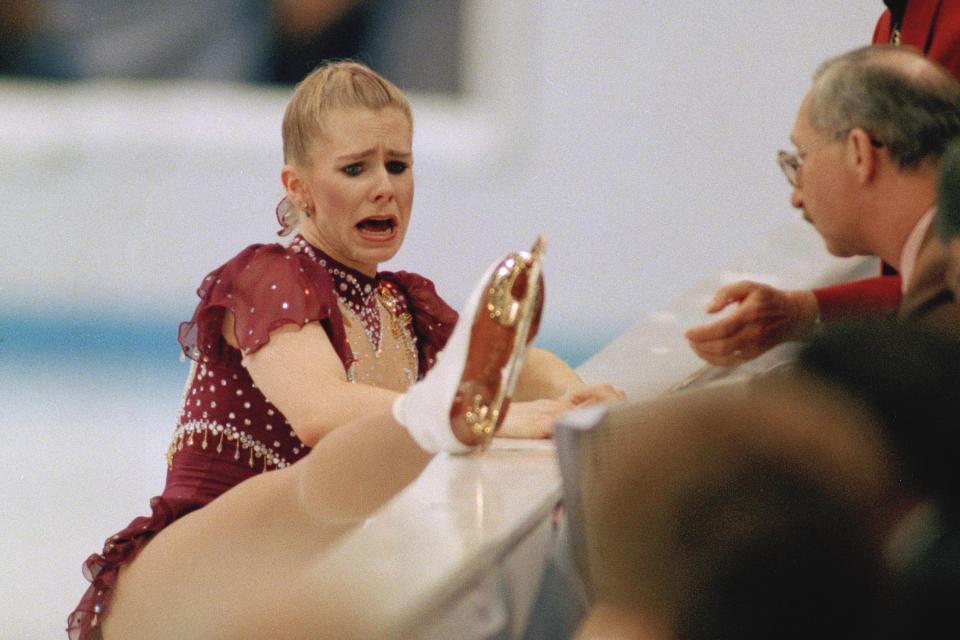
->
xmin=898 ymin=225 xmax=960 ymax=338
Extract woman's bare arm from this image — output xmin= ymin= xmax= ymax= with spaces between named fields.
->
xmin=224 ymin=312 xmax=399 ymax=447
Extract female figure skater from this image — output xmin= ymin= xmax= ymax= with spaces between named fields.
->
xmin=67 ymin=61 xmax=620 ymax=639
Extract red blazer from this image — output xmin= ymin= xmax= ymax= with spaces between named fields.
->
xmin=873 ymin=0 xmax=960 ymax=80
xmin=814 ymin=0 xmax=960 ymax=320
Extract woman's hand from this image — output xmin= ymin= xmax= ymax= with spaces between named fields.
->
xmin=498 ymin=383 xmax=626 ymax=439
xmin=504 ymin=342 xmax=627 ymax=439
xmin=559 ymin=383 xmax=625 ymax=406
xmin=498 ymin=398 xmax=578 ymax=439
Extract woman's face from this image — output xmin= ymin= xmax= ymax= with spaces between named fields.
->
xmin=287 ymin=107 xmax=414 ymax=276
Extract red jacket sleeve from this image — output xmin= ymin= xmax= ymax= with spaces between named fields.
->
xmin=875 ymin=0 xmax=960 ymax=82
xmin=813 ymin=275 xmax=903 ymax=321
xmin=873 ymin=9 xmax=892 ymax=44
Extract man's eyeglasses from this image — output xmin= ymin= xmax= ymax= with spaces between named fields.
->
xmin=777 ymin=135 xmax=884 ymax=187
xmin=777 ymin=138 xmax=828 ymax=188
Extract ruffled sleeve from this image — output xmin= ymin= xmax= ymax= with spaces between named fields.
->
xmin=382 ymin=270 xmax=458 ymax=377
xmin=178 ymin=244 xmax=353 ymax=368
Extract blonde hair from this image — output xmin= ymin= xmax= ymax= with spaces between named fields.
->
xmin=277 ymin=61 xmax=413 ymax=235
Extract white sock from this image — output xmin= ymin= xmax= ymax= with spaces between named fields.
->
xmin=392 ymin=391 xmax=474 ymax=454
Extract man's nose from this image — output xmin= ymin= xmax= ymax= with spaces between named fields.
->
xmin=790 ymin=185 xmax=803 ymax=209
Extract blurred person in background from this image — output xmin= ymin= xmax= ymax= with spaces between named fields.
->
xmin=0 ymin=0 xmax=461 ymax=89
xmin=0 ymin=0 xmax=277 ymax=80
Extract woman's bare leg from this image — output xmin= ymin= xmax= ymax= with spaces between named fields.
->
xmin=99 ymin=241 xmax=546 ymax=639
xmin=295 ymin=409 xmax=434 ymax=525
xmin=102 ymin=412 xmax=433 ymax=640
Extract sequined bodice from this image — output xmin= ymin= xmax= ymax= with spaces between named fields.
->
xmin=167 ymin=237 xmax=435 ymax=477
xmin=70 ymin=236 xmax=458 ymax=640
xmin=290 ymin=236 xmax=419 ymax=390
xmin=168 ymin=353 xmax=301 ymax=472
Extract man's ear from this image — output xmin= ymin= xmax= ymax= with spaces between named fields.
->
xmin=846 ymin=127 xmax=879 ymax=185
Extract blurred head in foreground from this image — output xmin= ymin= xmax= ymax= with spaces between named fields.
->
xmin=572 ymin=319 xmax=960 ymax=640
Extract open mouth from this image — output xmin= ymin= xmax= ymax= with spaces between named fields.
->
xmin=356 ymin=216 xmax=397 ymax=236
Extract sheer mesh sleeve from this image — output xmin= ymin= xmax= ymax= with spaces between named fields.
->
xmin=178 ymin=244 xmax=352 ymax=367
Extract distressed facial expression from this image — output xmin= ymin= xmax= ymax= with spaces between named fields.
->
xmin=291 ymin=107 xmax=413 ymax=276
